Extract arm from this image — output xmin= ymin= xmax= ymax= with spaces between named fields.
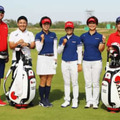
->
xmin=54 ymin=38 xmax=57 ymax=60
xmin=9 ymin=39 xmax=24 ymax=50
xmin=35 ymin=41 xmax=43 ymax=53
xmin=35 ymin=34 xmax=44 ymax=53
xmin=77 ymin=45 xmax=82 ymax=72
xmin=57 ymin=44 xmax=65 ymax=54
xmin=98 ymin=35 xmax=106 ymax=52
xmin=57 ymin=38 xmax=67 ymax=54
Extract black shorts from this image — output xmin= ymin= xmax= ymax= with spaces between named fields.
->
xmin=0 ymin=59 xmax=5 ymax=78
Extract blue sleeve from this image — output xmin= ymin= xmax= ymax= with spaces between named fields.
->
xmin=35 ymin=33 xmax=41 ymax=41
xmin=80 ymin=35 xmax=83 ymax=43
xmin=99 ymin=34 xmax=102 ymax=43
xmin=77 ymin=37 xmax=82 ymax=46
xmin=53 ymin=33 xmax=57 ymax=40
xmin=59 ymin=37 xmax=63 ymax=45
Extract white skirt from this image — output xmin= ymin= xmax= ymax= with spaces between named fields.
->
xmin=36 ymin=55 xmax=57 ymax=75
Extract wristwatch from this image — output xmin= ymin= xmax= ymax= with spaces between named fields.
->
xmin=27 ymin=43 xmax=30 ymax=48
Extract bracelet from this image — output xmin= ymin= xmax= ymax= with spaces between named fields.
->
xmin=101 ymin=42 xmax=105 ymax=44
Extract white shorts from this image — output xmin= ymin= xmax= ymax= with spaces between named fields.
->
xmin=36 ymin=55 xmax=57 ymax=75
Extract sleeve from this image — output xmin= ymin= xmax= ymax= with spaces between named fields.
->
xmin=35 ymin=33 xmax=41 ymax=42
xmin=77 ymin=45 xmax=82 ymax=64
xmin=54 ymin=38 xmax=57 ymax=59
xmin=29 ymin=32 xmax=35 ymax=43
xmin=35 ymin=41 xmax=43 ymax=53
xmin=79 ymin=35 xmax=83 ymax=44
xmin=77 ymin=37 xmax=83 ymax=64
xmin=57 ymin=38 xmax=65 ymax=54
xmin=9 ymin=32 xmax=15 ymax=42
xmin=35 ymin=33 xmax=43 ymax=53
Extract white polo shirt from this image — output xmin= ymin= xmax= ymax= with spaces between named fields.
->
xmin=9 ymin=29 xmax=35 ymax=60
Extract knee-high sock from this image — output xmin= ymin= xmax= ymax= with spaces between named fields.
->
xmin=39 ymin=86 xmax=45 ymax=100
xmin=45 ymin=86 xmax=51 ymax=100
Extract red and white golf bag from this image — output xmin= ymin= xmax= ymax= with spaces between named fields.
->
xmin=4 ymin=45 xmax=36 ymax=108
xmin=101 ymin=42 xmax=120 ymax=112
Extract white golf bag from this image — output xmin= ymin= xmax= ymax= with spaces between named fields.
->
xmin=101 ymin=42 xmax=120 ymax=112
xmin=4 ymin=45 xmax=36 ymax=108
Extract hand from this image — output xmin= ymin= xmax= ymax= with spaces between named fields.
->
xmin=54 ymin=59 xmax=57 ymax=63
xmin=18 ymin=39 xmax=24 ymax=45
xmin=41 ymin=34 xmax=45 ymax=43
xmin=78 ymin=64 xmax=82 ymax=72
xmin=63 ymin=38 xmax=67 ymax=45
xmin=102 ymin=35 xmax=106 ymax=44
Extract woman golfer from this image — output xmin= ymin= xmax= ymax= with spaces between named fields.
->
xmin=35 ymin=16 xmax=57 ymax=107
xmin=58 ymin=21 xmax=82 ymax=109
xmin=80 ymin=16 xmax=105 ymax=109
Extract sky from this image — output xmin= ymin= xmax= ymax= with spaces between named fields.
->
xmin=0 ymin=0 xmax=120 ymax=24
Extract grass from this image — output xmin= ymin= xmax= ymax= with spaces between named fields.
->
xmin=0 ymin=28 xmax=119 ymax=120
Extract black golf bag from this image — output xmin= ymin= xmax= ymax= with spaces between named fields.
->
xmin=4 ymin=45 xmax=36 ymax=108
xmin=101 ymin=42 xmax=120 ymax=112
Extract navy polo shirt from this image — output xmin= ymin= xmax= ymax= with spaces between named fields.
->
xmin=35 ymin=31 xmax=57 ymax=55
xmin=59 ymin=34 xmax=81 ymax=61
xmin=80 ymin=31 xmax=102 ymax=61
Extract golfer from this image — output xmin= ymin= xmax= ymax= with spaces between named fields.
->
xmin=58 ymin=21 xmax=82 ymax=109
xmin=35 ymin=16 xmax=57 ymax=107
xmin=9 ymin=16 xmax=35 ymax=65
xmin=80 ymin=16 xmax=105 ymax=109
xmin=107 ymin=16 xmax=120 ymax=48
xmin=0 ymin=5 xmax=9 ymax=106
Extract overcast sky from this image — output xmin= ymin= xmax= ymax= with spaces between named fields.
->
xmin=1 ymin=0 xmax=120 ymax=24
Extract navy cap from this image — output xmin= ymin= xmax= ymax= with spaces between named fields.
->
xmin=116 ymin=17 xmax=120 ymax=24
xmin=0 ymin=6 xmax=5 ymax=12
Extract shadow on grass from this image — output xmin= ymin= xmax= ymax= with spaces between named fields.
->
xmin=50 ymin=89 xmax=64 ymax=102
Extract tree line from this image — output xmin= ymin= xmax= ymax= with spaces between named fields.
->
xmin=4 ymin=19 xmax=116 ymax=28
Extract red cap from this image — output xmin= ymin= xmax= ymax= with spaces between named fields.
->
xmin=65 ymin=21 xmax=74 ymax=29
xmin=42 ymin=18 xmax=51 ymax=24
xmin=88 ymin=18 xmax=96 ymax=23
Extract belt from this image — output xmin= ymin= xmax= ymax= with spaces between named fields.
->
xmin=40 ymin=54 xmax=54 ymax=56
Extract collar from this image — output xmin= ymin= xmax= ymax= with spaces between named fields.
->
xmin=65 ymin=33 xmax=74 ymax=39
xmin=88 ymin=31 xmax=97 ymax=36
xmin=42 ymin=30 xmax=50 ymax=35
xmin=17 ymin=28 xmax=27 ymax=33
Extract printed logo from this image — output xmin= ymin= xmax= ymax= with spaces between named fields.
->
xmin=72 ymin=41 xmax=76 ymax=43
xmin=95 ymin=38 xmax=100 ymax=40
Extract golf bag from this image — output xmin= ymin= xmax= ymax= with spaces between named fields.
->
xmin=4 ymin=45 xmax=36 ymax=108
xmin=101 ymin=42 xmax=120 ymax=112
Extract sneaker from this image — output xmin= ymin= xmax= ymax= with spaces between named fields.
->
xmin=93 ymin=104 xmax=98 ymax=109
xmin=39 ymin=99 xmax=47 ymax=107
xmin=0 ymin=99 xmax=7 ymax=106
xmin=45 ymin=99 xmax=53 ymax=107
xmin=61 ymin=101 xmax=70 ymax=108
xmin=72 ymin=101 xmax=78 ymax=109
xmin=84 ymin=103 xmax=91 ymax=108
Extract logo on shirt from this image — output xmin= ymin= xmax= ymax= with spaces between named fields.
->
xmin=72 ymin=41 xmax=76 ymax=43
xmin=15 ymin=33 xmax=19 ymax=36
xmin=50 ymin=36 xmax=54 ymax=39
xmin=95 ymin=38 xmax=100 ymax=40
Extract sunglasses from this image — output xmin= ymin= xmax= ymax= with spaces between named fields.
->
xmin=0 ymin=11 xmax=4 ymax=14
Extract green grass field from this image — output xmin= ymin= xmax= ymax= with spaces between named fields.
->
xmin=0 ymin=28 xmax=119 ymax=120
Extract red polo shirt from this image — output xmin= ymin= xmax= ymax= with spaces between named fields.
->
xmin=0 ymin=21 xmax=8 ymax=51
xmin=107 ymin=31 xmax=120 ymax=46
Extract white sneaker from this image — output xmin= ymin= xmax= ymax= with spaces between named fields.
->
xmin=61 ymin=101 xmax=70 ymax=108
xmin=93 ymin=104 xmax=98 ymax=109
xmin=84 ymin=103 xmax=91 ymax=108
xmin=72 ymin=101 xmax=78 ymax=109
